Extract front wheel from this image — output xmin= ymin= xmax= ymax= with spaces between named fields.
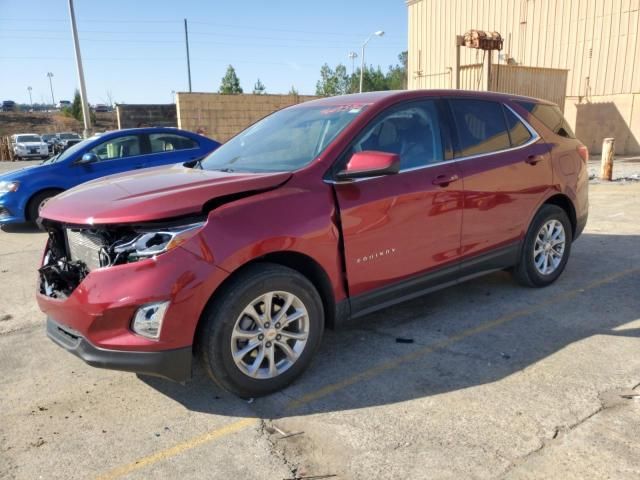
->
xmin=199 ymin=263 xmax=324 ymax=398
xmin=513 ymin=204 xmax=572 ymax=287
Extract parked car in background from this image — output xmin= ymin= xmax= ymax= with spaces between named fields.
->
xmin=41 ymin=134 xmax=57 ymax=154
xmin=10 ymin=133 xmax=49 ymax=160
xmin=34 ymin=90 xmax=588 ymax=398
xmin=2 ymin=100 xmax=16 ymax=112
xmin=59 ymin=138 xmax=82 ymax=152
xmin=94 ymin=104 xmax=109 ymax=113
xmin=53 ymin=132 xmax=82 ymax=154
xmin=57 ymin=100 xmax=71 ymax=110
xmin=0 ymin=127 xmax=220 ymax=224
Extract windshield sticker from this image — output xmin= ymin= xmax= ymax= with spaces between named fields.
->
xmin=320 ymin=104 xmax=368 ymax=115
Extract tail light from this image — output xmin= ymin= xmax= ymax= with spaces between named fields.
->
xmin=577 ymin=145 xmax=589 ymax=163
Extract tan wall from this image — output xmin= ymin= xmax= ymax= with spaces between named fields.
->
xmin=564 ymin=93 xmax=640 ymax=154
xmin=407 ymin=0 xmax=640 ymax=154
xmin=407 ymin=0 xmax=640 ymax=96
xmin=176 ymin=93 xmax=320 ymax=142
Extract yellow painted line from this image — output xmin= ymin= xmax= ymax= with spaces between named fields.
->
xmin=95 ymin=418 xmax=257 ymax=480
xmin=286 ymin=267 xmax=640 ymax=410
xmin=96 ymin=266 xmax=638 ymax=479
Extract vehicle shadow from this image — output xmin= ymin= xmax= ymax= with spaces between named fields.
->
xmin=0 ymin=223 xmax=41 ymax=234
xmin=140 ymin=232 xmax=640 ymax=419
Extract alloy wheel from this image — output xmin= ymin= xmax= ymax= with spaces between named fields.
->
xmin=533 ymin=219 xmax=566 ymax=275
xmin=230 ymin=291 xmax=309 ymax=379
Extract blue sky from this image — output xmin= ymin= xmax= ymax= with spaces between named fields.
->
xmin=0 ymin=0 xmax=407 ymax=105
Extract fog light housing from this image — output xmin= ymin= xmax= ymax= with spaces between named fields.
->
xmin=131 ymin=301 xmax=169 ymax=339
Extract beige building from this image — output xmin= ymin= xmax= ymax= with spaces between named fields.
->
xmin=406 ymin=0 xmax=640 ymax=154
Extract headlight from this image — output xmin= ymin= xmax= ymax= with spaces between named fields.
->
xmin=113 ymin=221 xmax=205 ymax=261
xmin=0 ymin=181 xmax=20 ymax=193
xmin=16 ymin=144 xmax=26 ymax=151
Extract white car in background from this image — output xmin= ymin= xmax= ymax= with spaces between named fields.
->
xmin=11 ymin=134 xmax=49 ymax=160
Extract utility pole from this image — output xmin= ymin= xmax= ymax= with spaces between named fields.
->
xmin=184 ymin=18 xmax=192 ymax=92
xmin=68 ymin=0 xmax=92 ymax=137
xmin=348 ymin=51 xmax=358 ymax=76
xmin=359 ymin=30 xmax=384 ymax=93
xmin=46 ymin=72 xmax=55 ymax=106
xmin=27 ymin=86 xmax=33 ymax=109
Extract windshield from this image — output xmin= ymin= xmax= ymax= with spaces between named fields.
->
xmin=59 ymin=133 xmax=80 ymax=139
xmin=200 ymin=103 xmax=369 ymax=173
xmin=43 ymin=138 xmax=91 ymax=164
xmin=42 ymin=134 xmax=55 ymax=141
xmin=16 ymin=135 xmax=42 ymax=143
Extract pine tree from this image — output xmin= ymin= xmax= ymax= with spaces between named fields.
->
xmin=253 ymin=78 xmax=266 ymax=94
xmin=219 ymin=65 xmax=243 ymax=94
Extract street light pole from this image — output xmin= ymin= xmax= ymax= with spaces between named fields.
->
xmin=27 ymin=86 xmax=33 ymax=109
xmin=46 ymin=72 xmax=55 ymax=106
xmin=359 ymin=30 xmax=384 ymax=93
xmin=68 ymin=0 xmax=92 ymax=137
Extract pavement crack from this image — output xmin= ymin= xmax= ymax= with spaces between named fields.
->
xmin=259 ymin=419 xmax=299 ymax=479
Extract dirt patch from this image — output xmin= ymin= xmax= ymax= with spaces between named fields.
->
xmin=0 ymin=111 xmax=117 ymax=137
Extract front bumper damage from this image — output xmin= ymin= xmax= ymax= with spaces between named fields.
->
xmin=47 ymin=317 xmax=192 ymax=382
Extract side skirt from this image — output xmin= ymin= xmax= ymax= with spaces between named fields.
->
xmin=338 ymin=242 xmax=520 ymax=324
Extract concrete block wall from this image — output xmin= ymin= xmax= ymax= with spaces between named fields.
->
xmin=564 ymin=94 xmax=640 ymax=155
xmin=116 ymin=104 xmax=177 ymax=129
xmin=176 ymin=93 xmax=320 ymax=142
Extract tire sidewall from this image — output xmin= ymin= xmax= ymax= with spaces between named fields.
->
xmin=202 ymin=265 xmax=324 ymax=397
xmin=522 ymin=205 xmax=572 ymax=286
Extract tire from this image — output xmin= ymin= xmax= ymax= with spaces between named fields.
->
xmin=199 ymin=263 xmax=324 ymax=398
xmin=513 ymin=204 xmax=572 ymax=287
xmin=27 ymin=190 xmax=60 ymax=223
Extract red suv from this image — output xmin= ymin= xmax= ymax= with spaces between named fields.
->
xmin=37 ymin=90 xmax=588 ymax=397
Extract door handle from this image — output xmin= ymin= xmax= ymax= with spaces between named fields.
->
xmin=526 ymin=154 xmax=543 ymax=165
xmin=432 ymin=173 xmax=459 ymax=187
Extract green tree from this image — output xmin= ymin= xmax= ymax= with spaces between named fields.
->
xmin=63 ymin=89 xmax=95 ymax=123
xmin=252 ymin=78 xmax=266 ymax=94
xmin=219 ymin=65 xmax=243 ymax=94
xmin=315 ymin=63 xmax=351 ymax=96
xmin=288 ymin=85 xmax=299 ymax=95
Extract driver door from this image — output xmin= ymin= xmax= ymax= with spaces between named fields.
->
xmin=332 ymin=100 xmax=463 ymax=307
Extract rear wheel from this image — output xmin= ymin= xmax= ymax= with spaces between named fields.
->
xmin=513 ymin=204 xmax=572 ymax=287
xmin=199 ymin=263 xmax=324 ymax=398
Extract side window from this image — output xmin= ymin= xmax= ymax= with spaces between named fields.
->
xmin=504 ymin=106 xmax=532 ymax=147
xmin=149 ymin=133 xmax=197 ymax=153
xmin=517 ymin=102 xmax=575 ymax=138
xmin=449 ymin=99 xmax=511 ymax=157
xmin=89 ymin=135 xmax=141 ymax=161
xmin=349 ymin=101 xmax=444 ymax=170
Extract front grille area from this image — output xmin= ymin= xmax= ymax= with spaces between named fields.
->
xmin=66 ymin=229 xmax=106 ymax=271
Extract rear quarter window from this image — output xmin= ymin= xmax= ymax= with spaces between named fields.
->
xmin=517 ymin=102 xmax=575 ymax=138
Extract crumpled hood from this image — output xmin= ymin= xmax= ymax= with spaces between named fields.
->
xmin=41 ymin=164 xmax=292 ymax=225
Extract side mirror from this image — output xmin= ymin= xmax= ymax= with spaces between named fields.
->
xmin=78 ymin=152 xmax=98 ymax=165
xmin=336 ymin=151 xmax=400 ymax=180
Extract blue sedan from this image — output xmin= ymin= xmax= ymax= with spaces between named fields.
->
xmin=0 ymin=127 xmax=220 ymax=224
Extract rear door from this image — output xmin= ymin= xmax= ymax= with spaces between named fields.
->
xmin=447 ymin=98 xmax=552 ymax=260
xmin=332 ymin=99 xmax=463 ymax=300
xmin=141 ymin=132 xmax=203 ymax=167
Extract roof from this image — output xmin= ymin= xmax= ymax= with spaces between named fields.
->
xmin=294 ymin=89 xmax=556 ymax=108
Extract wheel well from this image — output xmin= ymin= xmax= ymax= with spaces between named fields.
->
xmin=544 ymin=194 xmax=576 ymax=238
xmin=26 ymin=188 xmax=64 ymax=220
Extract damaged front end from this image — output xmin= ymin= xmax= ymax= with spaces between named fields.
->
xmin=39 ymin=216 xmax=206 ymax=299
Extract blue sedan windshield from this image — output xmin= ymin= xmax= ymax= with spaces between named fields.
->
xmin=200 ymin=104 xmax=369 ymax=173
